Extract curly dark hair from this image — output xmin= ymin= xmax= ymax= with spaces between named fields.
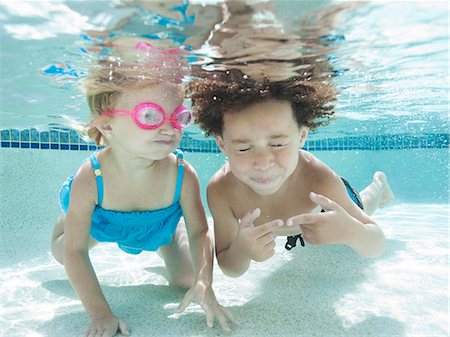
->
xmin=187 ymin=76 xmax=337 ymax=136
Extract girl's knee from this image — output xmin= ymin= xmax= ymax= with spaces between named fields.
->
xmin=51 ymin=216 xmax=66 ymax=264
xmin=172 ymin=270 xmax=194 ymax=289
xmin=51 ymin=239 xmax=64 ymax=265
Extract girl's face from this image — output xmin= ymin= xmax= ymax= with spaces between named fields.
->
xmin=216 ymin=99 xmax=308 ymax=196
xmin=106 ymin=83 xmax=185 ymax=159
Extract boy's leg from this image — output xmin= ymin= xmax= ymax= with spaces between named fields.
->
xmin=360 ymin=171 xmax=395 ymax=216
xmin=51 ymin=214 xmax=98 ymax=265
xmin=158 ymin=221 xmax=194 ymax=289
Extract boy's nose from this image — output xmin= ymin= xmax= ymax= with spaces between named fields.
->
xmin=252 ymin=151 xmax=275 ymax=171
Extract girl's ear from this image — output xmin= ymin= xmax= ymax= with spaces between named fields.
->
xmin=299 ymin=126 xmax=309 ymax=148
xmin=93 ymin=115 xmax=113 ymax=138
xmin=215 ymin=135 xmax=227 ymax=155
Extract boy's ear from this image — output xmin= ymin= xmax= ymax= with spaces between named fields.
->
xmin=215 ymin=135 xmax=227 ymax=155
xmin=299 ymin=126 xmax=309 ymax=148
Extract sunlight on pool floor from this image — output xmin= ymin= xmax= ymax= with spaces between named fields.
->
xmin=0 ymin=203 xmax=448 ymax=336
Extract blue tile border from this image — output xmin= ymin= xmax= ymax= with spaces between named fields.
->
xmin=0 ymin=128 xmax=448 ymax=152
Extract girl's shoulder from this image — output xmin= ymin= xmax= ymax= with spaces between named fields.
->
xmin=70 ymin=154 xmax=101 ymax=201
xmin=177 ymin=156 xmax=199 ymax=185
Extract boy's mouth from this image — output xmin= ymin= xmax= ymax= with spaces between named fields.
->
xmin=250 ymin=176 xmax=275 ymax=184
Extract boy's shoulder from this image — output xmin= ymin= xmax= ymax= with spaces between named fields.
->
xmin=299 ymin=150 xmax=342 ymax=193
xmin=206 ymin=163 xmax=235 ymax=197
xmin=298 ymin=150 xmax=338 ymax=186
xmin=208 ymin=163 xmax=231 ymax=187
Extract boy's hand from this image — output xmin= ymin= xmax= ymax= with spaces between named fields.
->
xmin=86 ymin=314 xmax=129 ymax=337
xmin=236 ymin=208 xmax=283 ymax=262
xmin=286 ymin=192 xmax=357 ymax=245
xmin=177 ymin=283 xmax=236 ymax=331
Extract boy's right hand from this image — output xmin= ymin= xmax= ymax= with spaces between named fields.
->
xmin=236 ymin=208 xmax=283 ymax=262
xmin=86 ymin=314 xmax=129 ymax=337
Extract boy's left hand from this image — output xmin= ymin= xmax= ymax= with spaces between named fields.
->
xmin=286 ymin=192 xmax=359 ymax=245
xmin=177 ymin=283 xmax=236 ymax=331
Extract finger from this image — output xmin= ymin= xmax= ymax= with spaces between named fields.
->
xmin=216 ymin=310 xmax=230 ymax=332
xmin=286 ymin=213 xmax=318 ymax=226
xmin=254 ymin=219 xmax=283 ymax=238
xmin=257 ymin=234 xmax=276 ymax=247
xmin=202 ymin=304 xmax=214 ymax=328
xmin=261 ymin=249 xmax=276 ymax=261
xmin=309 ymin=192 xmax=338 ymax=212
xmin=240 ymin=208 xmax=261 ymax=229
xmin=300 ymin=227 xmax=318 ymax=244
xmin=259 ymin=238 xmax=276 ymax=251
xmin=118 ymin=320 xmax=130 ymax=336
xmin=177 ymin=291 xmax=194 ymax=313
xmin=86 ymin=328 xmax=96 ymax=337
xmin=221 ymin=306 xmax=238 ymax=325
xmin=302 ymin=233 xmax=318 ymax=244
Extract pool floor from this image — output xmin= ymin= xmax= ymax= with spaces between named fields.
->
xmin=1 ymin=203 xmax=448 ymax=337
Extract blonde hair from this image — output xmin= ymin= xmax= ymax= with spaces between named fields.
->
xmin=78 ymin=38 xmax=188 ymax=145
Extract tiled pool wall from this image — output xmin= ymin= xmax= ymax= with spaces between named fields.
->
xmin=1 ymin=128 xmax=449 ymax=152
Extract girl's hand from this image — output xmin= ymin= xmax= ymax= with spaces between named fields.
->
xmin=85 ymin=314 xmax=129 ymax=337
xmin=286 ymin=192 xmax=360 ymax=245
xmin=177 ymin=283 xmax=236 ymax=332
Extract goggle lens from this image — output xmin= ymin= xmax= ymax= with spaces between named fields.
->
xmin=138 ymin=107 xmax=164 ymax=127
xmin=174 ymin=108 xmax=192 ymax=128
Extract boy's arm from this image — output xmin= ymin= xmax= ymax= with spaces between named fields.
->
xmin=288 ymin=170 xmax=385 ymax=257
xmin=207 ymin=177 xmax=282 ymax=277
xmin=321 ymin=176 xmax=385 ymax=257
xmin=178 ymin=163 xmax=234 ymax=331
xmin=207 ymin=179 xmax=250 ymax=277
xmin=64 ymin=167 xmax=127 ymax=336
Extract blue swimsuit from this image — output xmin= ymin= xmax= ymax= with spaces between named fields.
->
xmin=59 ymin=149 xmax=185 ymax=254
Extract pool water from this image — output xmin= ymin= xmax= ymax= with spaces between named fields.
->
xmin=0 ymin=1 xmax=448 ymax=336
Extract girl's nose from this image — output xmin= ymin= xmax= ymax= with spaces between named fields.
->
xmin=158 ymin=119 xmax=176 ymax=134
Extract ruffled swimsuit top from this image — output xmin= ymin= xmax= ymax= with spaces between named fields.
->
xmin=59 ymin=150 xmax=184 ymax=254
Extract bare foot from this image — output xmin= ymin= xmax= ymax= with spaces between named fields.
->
xmin=373 ymin=171 xmax=395 ymax=208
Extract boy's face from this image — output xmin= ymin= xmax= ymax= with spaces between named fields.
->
xmin=216 ymin=99 xmax=308 ymax=196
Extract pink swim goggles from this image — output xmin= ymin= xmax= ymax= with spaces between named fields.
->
xmin=103 ymin=102 xmax=192 ymax=130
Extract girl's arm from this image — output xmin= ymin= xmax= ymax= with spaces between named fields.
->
xmin=64 ymin=165 xmax=128 ymax=336
xmin=178 ymin=162 xmax=234 ymax=330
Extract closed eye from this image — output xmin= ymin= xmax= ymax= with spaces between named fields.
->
xmin=271 ymin=143 xmax=287 ymax=148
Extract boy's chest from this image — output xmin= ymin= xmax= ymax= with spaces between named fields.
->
xmin=230 ymin=191 xmax=318 ymax=226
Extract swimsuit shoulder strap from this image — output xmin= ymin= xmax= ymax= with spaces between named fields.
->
xmin=173 ymin=149 xmax=185 ymax=203
xmin=89 ymin=152 xmax=104 ymax=206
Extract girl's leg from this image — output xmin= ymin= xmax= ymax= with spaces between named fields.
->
xmin=51 ymin=214 xmax=98 ymax=265
xmin=158 ymin=221 xmax=194 ymax=289
xmin=360 ymin=171 xmax=395 ymax=216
